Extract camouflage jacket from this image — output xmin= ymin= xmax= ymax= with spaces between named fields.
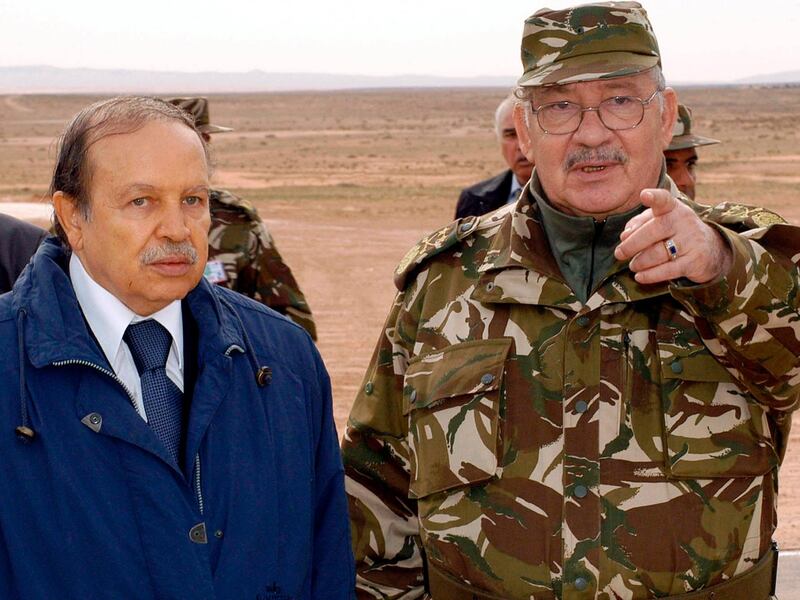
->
xmin=206 ymin=189 xmax=317 ymax=340
xmin=342 ymin=185 xmax=800 ymax=599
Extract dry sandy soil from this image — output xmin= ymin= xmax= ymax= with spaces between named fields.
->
xmin=3 ymin=87 xmax=800 ymax=548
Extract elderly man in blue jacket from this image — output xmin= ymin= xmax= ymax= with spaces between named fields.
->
xmin=0 ymin=96 xmax=354 ymax=599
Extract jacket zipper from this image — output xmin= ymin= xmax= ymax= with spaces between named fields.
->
xmin=194 ymin=454 xmax=204 ymax=515
xmin=52 ymin=359 xmax=137 ymax=408
xmin=587 ymin=219 xmax=605 ymax=300
xmin=52 ymin=358 xmax=205 ymax=515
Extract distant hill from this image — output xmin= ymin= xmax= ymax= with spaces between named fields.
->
xmin=736 ymin=70 xmax=800 ymax=84
xmin=0 ymin=65 xmax=516 ymax=94
xmin=2 ymin=65 xmax=798 ymax=94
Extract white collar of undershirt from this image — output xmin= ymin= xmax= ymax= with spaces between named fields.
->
xmin=69 ymin=254 xmax=184 ymax=371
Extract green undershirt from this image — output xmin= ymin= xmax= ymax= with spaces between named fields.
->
xmin=531 ymin=174 xmax=645 ymax=304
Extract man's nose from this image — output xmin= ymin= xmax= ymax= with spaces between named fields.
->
xmin=571 ymin=108 xmax=613 ymax=146
xmin=669 ymin=165 xmax=691 ymax=187
xmin=157 ymin=201 xmax=191 ymax=241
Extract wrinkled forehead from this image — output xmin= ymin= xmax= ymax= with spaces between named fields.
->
xmin=84 ymin=118 xmax=209 ymax=175
xmin=83 ymin=120 xmax=210 ymax=195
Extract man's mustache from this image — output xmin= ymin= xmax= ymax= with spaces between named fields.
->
xmin=564 ymin=147 xmax=628 ymax=171
xmin=140 ymin=241 xmax=198 ymax=265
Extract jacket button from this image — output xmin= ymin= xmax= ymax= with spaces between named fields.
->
xmin=576 ymin=315 xmax=590 ymax=327
xmin=256 ymin=366 xmax=272 ymax=387
xmin=409 ymin=389 xmax=417 ymax=403
xmin=670 ymin=361 xmax=683 ymax=374
xmin=214 ymin=529 xmax=224 ymax=539
xmin=189 ymin=522 xmax=208 ymax=544
xmin=574 ymin=484 xmax=588 ymax=498
xmin=480 ymin=373 xmax=494 ymax=386
xmin=575 ymin=400 xmax=588 ymax=414
xmin=574 ymin=577 xmax=588 ymax=591
xmin=364 ymin=382 xmax=374 ymax=395
xmin=459 ymin=222 xmax=472 ymax=233
xmin=486 ymin=282 xmax=495 ymax=292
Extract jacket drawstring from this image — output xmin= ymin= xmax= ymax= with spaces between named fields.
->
xmin=15 ymin=308 xmax=36 ymax=443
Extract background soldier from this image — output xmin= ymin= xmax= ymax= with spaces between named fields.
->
xmin=665 ymin=103 xmax=720 ymax=199
xmin=455 ymin=94 xmax=534 ymax=219
xmin=343 ymin=2 xmax=798 ymax=598
xmin=168 ymin=97 xmax=317 ymax=340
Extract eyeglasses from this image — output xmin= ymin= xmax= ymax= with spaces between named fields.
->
xmin=530 ymin=89 xmax=663 ymax=135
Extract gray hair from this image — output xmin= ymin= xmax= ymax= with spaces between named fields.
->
xmin=50 ymin=96 xmax=210 ymax=247
xmin=494 ymin=94 xmax=518 ymax=139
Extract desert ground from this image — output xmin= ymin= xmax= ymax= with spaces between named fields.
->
xmin=2 ymin=87 xmax=800 ymax=550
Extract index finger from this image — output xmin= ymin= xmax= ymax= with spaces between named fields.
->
xmin=640 ymin=188 xmax=677 ymax=217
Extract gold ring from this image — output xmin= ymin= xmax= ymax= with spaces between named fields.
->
xmin=664 ymin=238 xmax=678 ymax=261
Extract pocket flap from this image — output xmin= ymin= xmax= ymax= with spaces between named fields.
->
xmin=403 ymin=338 xmax=512 ymax=413
xmin=657 ymin=342 xmax=777 ymax=478
xmin=659 ymin=343 xmax=734 ymax=383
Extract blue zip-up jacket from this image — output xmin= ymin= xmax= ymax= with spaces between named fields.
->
xmin=0 ymin=238 xmax=355 ymax=599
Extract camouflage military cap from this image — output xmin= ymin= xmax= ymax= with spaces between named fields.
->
xmin=166 ymin=97 xmax=233 ymax=134
xmin=667 ymin=103 xmax=720 ymax=151
xmin=519 ymin=1 xmax=661 ymax=87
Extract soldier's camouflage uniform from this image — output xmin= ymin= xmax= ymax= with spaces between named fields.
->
xmin=206 ymin=189 xmax=317 ymax=339
xmin=342 ymin=173 xmax=799 ymax=599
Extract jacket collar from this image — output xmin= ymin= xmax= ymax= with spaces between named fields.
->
xmin=472 ymin=174 xmax=673 ymax=310
xmin=471 ymin=169 xmax=513 ymax=197
xmin=13 ymin=238 xmax=246 ymax=369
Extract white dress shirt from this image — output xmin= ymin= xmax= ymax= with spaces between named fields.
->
xmin=69 ymin=254 xmax=184 ymax=421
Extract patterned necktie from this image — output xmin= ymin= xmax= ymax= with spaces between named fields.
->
xmin=123 ymin=320 xmax=183 ymax=463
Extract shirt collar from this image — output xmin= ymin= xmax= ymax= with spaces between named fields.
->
xmin=508 ymin=174 xmax=523 ymax=203
xmin=69 ymin=254 xmax=184 ymax=369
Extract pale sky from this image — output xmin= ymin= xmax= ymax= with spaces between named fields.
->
xmin=3 ymin=0 xmax=799 ymax=83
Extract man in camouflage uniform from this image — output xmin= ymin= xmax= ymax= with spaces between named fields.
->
xmin=167 ymin=97 xmax=317 ymax=339
xmin=342 ymin=3 xmax=798 ymax=599
xmin=665 ymin=104 xmax=720 ymax=200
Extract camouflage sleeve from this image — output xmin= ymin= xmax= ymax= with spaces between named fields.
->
xmin=249 ymin=225 xmax=318 ymax=341
xmin=342 ymin=283 xmax=428 ymax=599
xmin=208 ymin=191 xmax=317 ymax=339
xmin=693 ymin=201 xmax=787 ymax=233
xmin=670 ymin=222 xmax=800 ymax=413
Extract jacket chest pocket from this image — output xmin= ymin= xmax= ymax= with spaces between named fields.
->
xmin=658 ymin=339 xmax=779 ymax=478
xmin=402 ymin=339 xmax=511 ymax=499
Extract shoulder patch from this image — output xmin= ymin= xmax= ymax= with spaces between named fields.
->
xmin=203 ymin=260 xmax=228 ymax=284
xmin=750 ymin=209 xmax=787 ymax=228
xmin=701 ymin=201 xmax=787 ymax=233
xmin=394 ymin=217 xmax=479 ymax=290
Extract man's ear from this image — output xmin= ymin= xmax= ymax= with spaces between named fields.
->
xmin=660 ymin=87 xmax=678 ymax=150
xmin=53 ymin=191 xmax=87 ymax=252
xmin=513 ymin=102 xmax=535 ymax=162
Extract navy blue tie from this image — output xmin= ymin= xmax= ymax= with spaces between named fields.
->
xmin=123 ymin=320 xmax=183 ymax=463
